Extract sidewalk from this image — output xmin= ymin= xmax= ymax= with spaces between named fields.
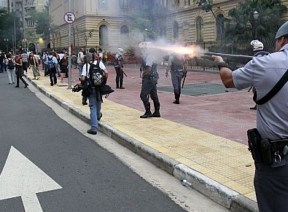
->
xmin=26 ymin=65 xmax=258 ymax=212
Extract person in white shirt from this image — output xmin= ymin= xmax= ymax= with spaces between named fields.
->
xmin=80 ymin=53 xmax=108 ymax=135
xmin=77 ymin=48 xmax=85 ymax=77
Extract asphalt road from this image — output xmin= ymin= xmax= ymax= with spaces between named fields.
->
xmin=0 ymin=72 xmax=188 ymax=212
xmin=0 ymin=72 xmax=229 ymax=212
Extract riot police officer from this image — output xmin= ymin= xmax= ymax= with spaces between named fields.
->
xmin=165 ymin=53 xmax=187 ymax=104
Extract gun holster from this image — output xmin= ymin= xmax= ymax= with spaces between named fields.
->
xmin=247 ymin=128 xmax=262 ymax=163
xmin=247 ymin=128 xmax=288 ymax=167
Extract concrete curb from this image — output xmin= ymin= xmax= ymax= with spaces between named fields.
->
xmin=28 ymin=78 xmax=258 ymax=212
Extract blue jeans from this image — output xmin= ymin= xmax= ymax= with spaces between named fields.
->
xmin=88 ymin=95 xmax=102 ymax=131
xmin=78 ymin=63 xmax=83 ymax=77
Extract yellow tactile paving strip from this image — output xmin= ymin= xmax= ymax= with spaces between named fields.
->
xmin=27 ymin=73 xmax=256 ymax=202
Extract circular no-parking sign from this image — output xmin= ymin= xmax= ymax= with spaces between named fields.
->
xmin=64 ymin=12 xmax=75 ymax=24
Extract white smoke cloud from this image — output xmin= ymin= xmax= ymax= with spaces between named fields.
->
xmin=136 ymin=38 xmax=207 ymax=64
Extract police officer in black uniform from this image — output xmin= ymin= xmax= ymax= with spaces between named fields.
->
xmin=139 ymin=42 xmax=160 ymax=118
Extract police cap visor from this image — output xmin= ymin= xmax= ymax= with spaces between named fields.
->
xmin=275 ymin=21 xmax=288 ymax=39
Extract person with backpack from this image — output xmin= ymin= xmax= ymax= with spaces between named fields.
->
xmin=114 ymin=48 xmax=125 ymax=89
xmin=80 ymin=53 xmax=108 ymax=135
xmin=45 ymin=51 xmax=58 ymax=86
xmin=14 ymin=50 xmax=28 ymax=88
xmin=6 ymin=53 xmax=15 ymax=84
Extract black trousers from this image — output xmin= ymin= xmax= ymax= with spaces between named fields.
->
xmin=140 ymin=77 xmax=159 ymax=105
xmin=115 ymin=67 xmax=124 ymax=88
xmin=254 ymin=161 xmax=288 ymax=212
xmin=16 ymin=68 xmax=27 ymax=86
xmin=49 ymin=68 xmax=57 ymax=85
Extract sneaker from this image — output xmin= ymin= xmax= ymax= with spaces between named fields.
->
xmin=24 ymin=84 xmax=29 ymax=88
xmin=87 ymin=129 xmax=97 ymax=135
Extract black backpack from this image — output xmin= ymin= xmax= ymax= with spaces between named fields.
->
xmin=7 ymin=59 xmax=15 ymax=69
xmin=47 ymin=57 xmax=55 ymax=70
xmin=89 ymin=61 xmax=105 ymax=87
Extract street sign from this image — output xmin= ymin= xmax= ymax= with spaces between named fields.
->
xmin=0 ymin=146 xmax=62 ymax=212
xmin=64 ymin=12 xmax=75 ymax=24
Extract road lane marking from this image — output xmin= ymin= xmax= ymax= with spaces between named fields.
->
xmin=0 ymin=146 xmax=62 ymax=212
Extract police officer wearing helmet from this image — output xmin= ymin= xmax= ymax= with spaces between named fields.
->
xmin=114 ymin=48 xmax=125 ymax=89
xmin=139 ymin=42 xmax=161 ymax=118
xmin=165 ymin=53 xmax=187 ymax=104
xmin=213 ymin=21 xmax=288 ymax=212
xmin=249 ymin=40 xmax=269 ymax=110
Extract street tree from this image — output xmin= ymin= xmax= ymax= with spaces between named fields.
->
xmin=130 ymin=0 xmax=168 ymax=41
xmin=0 ymin=9 xmax=21 ymax=52
xmin=225 ymin=0 xmax=287 ymax=52
xmin=29 ymin=5 xmax=51 ymax=48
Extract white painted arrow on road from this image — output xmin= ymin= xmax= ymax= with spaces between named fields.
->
xmin=0 ymin=146 xmax=62 ymax=212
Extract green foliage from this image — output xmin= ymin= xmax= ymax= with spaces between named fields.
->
xmin=0 ymin=10 xmax=21 ymax=52
xmin=29 ymin=5 xmax=50 ymax=36
xmin=224 ymin=0 xmax=287 ymax=52
xmin=130 ymin=0 xmax=168 ymax=41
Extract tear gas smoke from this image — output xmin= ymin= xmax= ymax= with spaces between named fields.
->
xmin=137 ymin=39 xmax=207 ymax=64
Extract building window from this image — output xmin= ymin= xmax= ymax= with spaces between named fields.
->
xmin=26 ymin=19 xmax=34 ymax=27
xmin=161 ymin=0 xmax=167 ymax=7
xmin=119 ymin=0 xmax=128 ymax=9
xmin=99 ymin=0 xmax=108 ymax=9
xmin=174 ymin=0 xmax=180 ymax=6
xmin=120 ymin=25 xmax=129 ymax=45
xmin=120 ymin=25 xmax=129 ymax=34
xmin=173 ymin=21 xmax=179 ymax=39
xmin=184 ymin=0 xmax=190 ymax=6
xmin=216 ymin=14 xmax=225 ymax=42
xmin=196 ymin=16 xmax=203 ymax=42
xmin=160 ymin=26 xmax=167 ymax=37
xmin=99 ymin=25 xmax=108 ymax=46
xmin=25 ymin=0 xmax=34 ymax=6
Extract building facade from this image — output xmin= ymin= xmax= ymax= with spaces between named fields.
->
xmin=49 ymin=0 xmax=136 ymax=52
xmin=0 ymin=0 xmax=8 ymax=8
xmin=11 ymin=0 xmax=48 ymax=52
xmin=49 ymin=0 xmax=288 ymax=53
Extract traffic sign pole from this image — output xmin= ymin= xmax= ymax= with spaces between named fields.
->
xmin=68 ymin=22 xmax=72 ymax=89
xmin=65 ymin=0 xmax=74 ymax=89
xmin=68 ymin=0 xmax=72 ymax=89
